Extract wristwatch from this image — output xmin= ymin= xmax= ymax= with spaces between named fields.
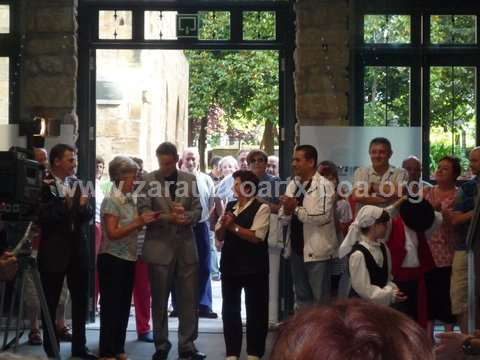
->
xmin=462 ymin=337 xmax=480 ymax=356
xmin=234 ymin=226 xmax=240 ymax=233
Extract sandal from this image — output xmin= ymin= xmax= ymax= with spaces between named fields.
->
xmin=56 ymin=325 xmax=73 ymax=342
xmin=28 ymin=329 xmax=43 ymax=346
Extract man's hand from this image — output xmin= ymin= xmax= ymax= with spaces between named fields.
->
xmin=170 ymin=203 xmax=189 ymax=225
xmin=0 ymin=252 xmax=18 ymax=281
xmin=280 ymin=196 xmax=297 ymax=215
xmin=435 ymin=332 xmax=470 ymax=360
xmin=79 ymin=194 xmax=89 ymax=207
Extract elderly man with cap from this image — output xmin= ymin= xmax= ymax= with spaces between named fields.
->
xmin=402 ymin=156 xmax=432 ymax=197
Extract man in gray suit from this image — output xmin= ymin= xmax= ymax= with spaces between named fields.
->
xmin=138 ymin=142 xmax=205 ymax=360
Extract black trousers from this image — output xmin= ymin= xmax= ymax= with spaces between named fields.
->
xmin=221 ymin=273 xmax=269 ymax=357
xmin=98 ymin=253 xmax=136 ymax=357
xmin=40 ymin=260 xmax=89 ymax=357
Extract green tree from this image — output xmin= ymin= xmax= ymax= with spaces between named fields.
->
xmin=363 ymin=14 xmax=477 ymax=175
xmin=185 ymin=11 xmax=279 ymax=170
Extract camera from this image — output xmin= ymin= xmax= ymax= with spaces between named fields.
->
xmin=0 ymin=147 xmax=43 ymax=222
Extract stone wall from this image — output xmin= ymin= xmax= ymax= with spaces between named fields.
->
xmin=295 ymin=0 xmax=350 ymax=128
xmin=96 ymin=49 xmax=189 ymax=172
xmin=22 ymin=0 xmax=78 ymax=133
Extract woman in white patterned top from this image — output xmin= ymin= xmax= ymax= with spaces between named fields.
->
xmin=98 ymin=156 xmax=158 ymax=360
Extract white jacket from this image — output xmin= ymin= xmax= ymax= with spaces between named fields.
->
xmin=279 ymin=172 xmax=337 ymax=262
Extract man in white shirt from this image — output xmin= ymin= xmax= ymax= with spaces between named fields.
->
xmin=352 ymin=137 xmax=408 ymax=210
xmin=279 ymin=145 xmax=337 ymax=308
xmin=179 ymin=148 xmax=217 ymax=318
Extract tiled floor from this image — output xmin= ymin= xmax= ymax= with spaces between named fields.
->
xmin=0 ymin=277 xmax=267 ymax=360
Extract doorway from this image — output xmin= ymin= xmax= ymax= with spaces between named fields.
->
xmin=77 ymin=0 xmax=295 ymax=325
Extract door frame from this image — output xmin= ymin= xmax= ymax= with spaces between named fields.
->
xmin=77 ymin=0 xmax=296 ymax=322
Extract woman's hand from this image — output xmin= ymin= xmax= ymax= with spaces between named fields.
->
xmin=435 ymin=332 xmax=471 ymax=360
xmin=140 ymin=211 xmax=159 ymax=225
xmin=215 ymin=238 xmax=224 ymax=251
xmin=221 ymin=212 xmax=236 ymax=229
xmin=393 ymin=289 xmax=407 ymax=303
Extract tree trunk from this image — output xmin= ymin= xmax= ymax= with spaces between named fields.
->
xmin=261 ymin=120 xmax=275 ymax=155
xmin=198 ymin=115 xmax=208 ymax=172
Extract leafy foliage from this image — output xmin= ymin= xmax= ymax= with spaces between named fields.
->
xmin=185 ymin=11 xmax=279 ymax=148
xmin=363 ymin=15 xmax=477 ymax=175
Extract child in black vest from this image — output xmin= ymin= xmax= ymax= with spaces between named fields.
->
xmin=339 ymin=205 xmax=407 ymax=306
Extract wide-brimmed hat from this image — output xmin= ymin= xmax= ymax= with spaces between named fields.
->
xmin=399 ymin=197 xmax=435 ymax=232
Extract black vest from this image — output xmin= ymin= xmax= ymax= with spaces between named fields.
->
xmin=350 ymin=243 xmax=389 ymax=298
xmin=220 ymin=199 xmax=269 ymax=277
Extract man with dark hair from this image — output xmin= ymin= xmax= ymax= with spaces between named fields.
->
xmin=353 ymin=137 xmax=408 ymax=210
xmin=138 ymin=142 xmax=204 ymax=360
xmin=37 ymin=143 xmax=96 ymax=359
xmin=236 ymin=149 xmax=249 ymax=171
xmin=279 ymin=145 xmax=336 ymax=307
xmin=208 ymin=155 xmax=223 ymax=186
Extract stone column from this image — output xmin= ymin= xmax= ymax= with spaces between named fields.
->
xmin=295 ymin=0 xmax=349 ymax=127
xmin=23 ymin=0 xmax=78 ymax=135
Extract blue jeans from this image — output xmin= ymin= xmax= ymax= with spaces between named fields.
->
xmin=209 ymin=229 xmax=220 ymax=278
xmin=290 ymin=252 xmax=331 ymax=309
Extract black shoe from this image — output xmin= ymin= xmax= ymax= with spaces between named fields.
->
xmin=138 ymin=331 xmax=154 ymax=342
xmin=169 ymin=310 xmax=179 ymax=317
xmin=178 ymin=350 xmax=207 ymax=360
xmin=71 ymin=349 xmax=98 ymax=359
xmin=198 ymin=310 xmax=218 ymax=319
xmin=152 ymin=349 xmax=169 ymax=360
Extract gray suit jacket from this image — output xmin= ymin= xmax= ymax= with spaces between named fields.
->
xmin=137 ymin=170 xmax=202 ymax=265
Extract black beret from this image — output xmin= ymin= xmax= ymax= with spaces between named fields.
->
xmin=399 ymin=197 xmax=435 ymax=232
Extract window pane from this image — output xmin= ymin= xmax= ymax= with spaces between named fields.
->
xmin=144 ymin=11 xmax=178 ymax=40
xmin=0 ymin=5 xmax=9 ymax=34
xmin=243 ymin=11 xmax=276 ymax=40
xmin=364 ymin=66 xmax=410 ymax=126
xmin=430 ymin=67 xmax=476 ymax=177
xmin=431 ymin=15 xmax=477 ymax=44
xmin=0 ymin=58 xmax=9 ymax=125
xmin=199 ymin=12 xmax=230 ymax=40
xmin=99 ymin=10 xmax=132 ymax=40
xmin=364 ymin=15 xmax=410 ymax=44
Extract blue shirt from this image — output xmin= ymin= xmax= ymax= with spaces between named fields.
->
xmin=453 ymin=176 xmax=479 ymax=250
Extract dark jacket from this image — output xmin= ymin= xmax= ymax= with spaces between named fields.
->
xmin=37 ymin=173 xmax=93 ymax=272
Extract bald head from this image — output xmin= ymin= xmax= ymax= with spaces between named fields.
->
xmin=181 ymin=147 xmax=200 ymax=174
xmin=33 ymin=148 xmax=48 ymax=168
xmin=469 ymin=147 xmax=480 ymax=176
xmin=402 ymin=156 xmax=422 ymax=183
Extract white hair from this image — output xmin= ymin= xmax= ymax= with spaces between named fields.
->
xmin=219 ymin=155 xmax=238 ymax=169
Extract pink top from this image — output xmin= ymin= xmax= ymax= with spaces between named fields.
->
xmin=424 ymin=186 xmax=458 ymax=267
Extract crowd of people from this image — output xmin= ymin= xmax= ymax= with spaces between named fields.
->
xmin=0 ymin=136 xmax=479 ymax=360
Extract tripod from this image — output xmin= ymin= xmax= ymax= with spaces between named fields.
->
xmin=0 ymin=222 xmax=60 ymax=359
